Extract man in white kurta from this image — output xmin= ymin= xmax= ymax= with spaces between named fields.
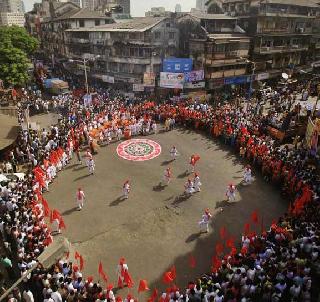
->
xmin=199 ymin=209 xmax=212 ymax=233
xmin=194 ymin=173 xmax=202 ymax=192
xmin=243 ymin=165 xmax=252 ymax=184
xmin=123 ymin=181 xmax=130 ymax=199
xmin=76 ymin=188 xmax=85 ymax=210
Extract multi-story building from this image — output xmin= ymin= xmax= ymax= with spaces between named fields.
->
xmin=178 ymin=12 xmax=251 ymax=90
xmin=145 ymin=7 xmax=172 ymax=17
xmin=64 ymin=17 xmax=179 ymax=86
xmin=0 ymin=0 xmax=24 ymax=12
xmin=0 ymin=11 xmax=25 ymax=26
xmin=207 ymin=0 xmax=320 ymax=78
xmin=196 ymin=0 xmax=208 ymax=12
xmin=41 ymin=7 xmax=113 ymax=58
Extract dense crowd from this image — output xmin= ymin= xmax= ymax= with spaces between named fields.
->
xmin=0 ymin=83 xmax=319 ymax=302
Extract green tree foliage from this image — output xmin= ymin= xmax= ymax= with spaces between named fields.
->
xmin=0 ymin=26 xmax=39 ymax=86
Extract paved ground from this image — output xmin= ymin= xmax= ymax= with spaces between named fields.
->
xmin=45 ymin=128 xmax=287 ymax=298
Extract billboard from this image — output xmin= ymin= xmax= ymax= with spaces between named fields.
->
xmin=143 ymin=73 xmax=156 ymax=86
xmin=184 ymin=81 xmax=205 ymax=89
xmin=160 ymin=72 xmax=185 ymax=89
xmin=133 ymin=84 xmax=145 ymax=92
xmin=184 ymin=70 xmax=204 ymax=82
xmin=163 ymin=58 xmax=193 ymax=73
xmin=102 ymin=75 xmax=115 ymax=83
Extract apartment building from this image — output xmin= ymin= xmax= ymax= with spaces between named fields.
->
xmin=64 ymin=17 xmax=179 ymax=86
xmin=178 ymin=12 xmax=251 ymax=90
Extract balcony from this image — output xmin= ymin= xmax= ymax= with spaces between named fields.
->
xmin=66 ymin=38 xmax=90 ymax=44
xmin=107 ymin=56 xmax=162 ymax=65
xmin=209 ymin=69 xmax=246 ymax=79
xmin=257 ymin=27 xmax=313 ymax=35
xmin=255 ymin=45 xmax=308 ymax=54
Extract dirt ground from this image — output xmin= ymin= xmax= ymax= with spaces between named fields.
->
xmin=45 ymin=127 xmax=287 ymax=299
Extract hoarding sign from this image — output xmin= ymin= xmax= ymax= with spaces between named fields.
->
xmin=224 ymin=76 xmax=249 ymax=85
xmin=184 ymin=81 xmax=206 ymax=89
xmin=102 ymin=75 xmax=115 ymax=83
xmin=143 ymin=73 xmax=156 ymax=86
xmin=133 ymin=84 xmax=145 ymax=92
xmin=160 ymin=72 xmax=185 ymax=89
xmin=163 ymin=58 xmax=193 ymax=73
xmin=184 ymin=70 xmax=204 ymax=82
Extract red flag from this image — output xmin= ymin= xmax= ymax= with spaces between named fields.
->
xmin=215 ymin=242 xmax=224 ymax=255
xmin=170 ymin=266 xmax=176 ymax=280
xmin=241 ymin=246 xmax=248 ymax=255
xmin=251 ymin=210 xmax=259 ymax=224
xmin=162 ymin=272 xmax=174 ymax=284
xmin=219 ymin=227 xmax=227 ymax=239
xmin=79 ymin=255 xmax=84 ymax=270
xmin=65 ymin=252 xmax=70 ymax=259
xmin=244 ymin=222 xmax=250 ymax=235
xmin=138 ymin=279 xmax=149 ymax=293
xmin=101 ymin=272 xmax=108 ymax=284
xmin=117 ymin=276 xmax=123 ymax=288
xmin=87 ymin=276 xmax=94 ymax=283
xmin=151 ymin=288 xmax=158 ymax=301
xmin=226 ymin=237 xmax=235 ymax=249
xmin=59 ymin=218 xmax=66 ymax=230
xmin=124 ymin=271 xmax=134 ymax=288
xmin=75 ymin=251 xmax=80 ymax=260
xmin=189 ymin=255 xmax=196 ymax=268
xmin=98 ymin=262 xmax=103 ymax=275
xmin=231 ymin=247 xmax=237 ymax=256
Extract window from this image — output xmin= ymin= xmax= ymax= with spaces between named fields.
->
xmin=166 ymin=22 xmax=170 ymax=28
xmin=169 ymin=32 xmax=175 ymax=39
xmin=79 ymin=20 xmax=85 ymax=27
xmin=95 ymin=20 xmax=100 ymax=26
xmin=155 ymin=32 xmax=161 ymax=39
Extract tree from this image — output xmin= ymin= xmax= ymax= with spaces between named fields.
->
xmin=0 ymin=26 xmax=39 ymax=86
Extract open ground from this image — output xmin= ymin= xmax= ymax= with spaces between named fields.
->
xmin=45 ymin=127 xmax=288 ymax=299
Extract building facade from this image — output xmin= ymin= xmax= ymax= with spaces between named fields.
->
xmin=0 ymin=11 xmax=25 ymax=26
xmin=64 ymin=17 xmax=179 ymax=86
xmin=178 ymin=12 xmax=251 ymax=90
xmin=207 ymin=0 xmax=320 ymax=79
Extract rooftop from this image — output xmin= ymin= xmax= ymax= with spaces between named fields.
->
xmin=66 ymin=16 xmax=166 ymax=32
xmin=255 ymin=0 xmax=320 ymax=8
xmin=53 ymin=8 xmax=109 ymax=21
xmin=190 ymin=12 xmax=236 ymax=20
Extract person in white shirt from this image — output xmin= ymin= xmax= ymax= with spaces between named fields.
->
xmin=22 ymin=289 xmax=34 ymax=302
xmin=76 ymin=188 xmax=85 ymax=210
xmin=123 ymin=180 xmax=130 ymax=199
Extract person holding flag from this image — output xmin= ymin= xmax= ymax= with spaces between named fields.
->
xmin=198 ymin=208 xmax=212 ymax=233
xmin=185 ymin=179 xmax=195 ymax=195
xmin=189 ymin=154 xmax=200 ymax=173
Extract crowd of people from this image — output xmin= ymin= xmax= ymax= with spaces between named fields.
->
xmin=0 ymin=81 xmax=319 ymax=302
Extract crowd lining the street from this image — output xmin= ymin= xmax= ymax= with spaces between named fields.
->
xmin=0 ymin=83 xmax=319 ymax=302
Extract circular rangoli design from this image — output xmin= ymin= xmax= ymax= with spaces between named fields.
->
xmin=117 ymin=139 xmax=162 ymax=161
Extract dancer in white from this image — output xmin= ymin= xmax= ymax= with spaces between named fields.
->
xmin=226 ymin=183 xmax=236 ymax=202
xmin=88 ymin=158 xmax=95 ymax=175
xmin=85 ymin=149 xmax=93 ymax=167
xmin=193 ymin=172 xmax=202 ymax=192
xmin=243 ymin=165 xmax=252 ymax=184
xmin=198 ymin=208 xmax=212 ymax=233
xmin=76 ymin=188 xmax=85 ymax=210
xmin=185 ymin=179 xmax=195 ymax=195
xmin=170 ymin=146 xmax=178 ymax=160
xmin=123 ymin=180 xmax=130 ymax=199
xmin=163 ymin=167 xmax=172 ymax=185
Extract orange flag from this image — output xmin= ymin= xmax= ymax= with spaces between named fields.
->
xmin=138 ymin=279 xmax=149 ymax=293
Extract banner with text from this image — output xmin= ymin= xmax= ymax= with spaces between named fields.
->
xmin=160 ymin=72 xmax=185 ymax=89
xmin=184 ymin=70 xmax=204 ymax=82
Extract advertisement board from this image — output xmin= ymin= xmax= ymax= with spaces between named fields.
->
xmin=163 ymin=58 xmax=193 ymax=73
xmin=224 ymin=76 xmax=250 ymax=85
xmin=184 ymin=81 xmax=206 ymax=89
xmin=102 ymin=75 xmax=115 ymax=84
xmin=143 ymin=73 xmax=156 ymax=86
xmin=160 ymin=72 xmax=185 ymax=89
xmin=256 ymin=73 xmax=269 ymax=81
xmin=184 ymin=70 xmax=204 ymax=82
xmin=133 ymin=84 xmax=145 ymax=92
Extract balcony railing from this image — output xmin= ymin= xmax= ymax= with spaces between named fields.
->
xmin=209 ymin=69 xmax=246 ymax=79
xmin=255 ymin=45 xmax=308 ymax=54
